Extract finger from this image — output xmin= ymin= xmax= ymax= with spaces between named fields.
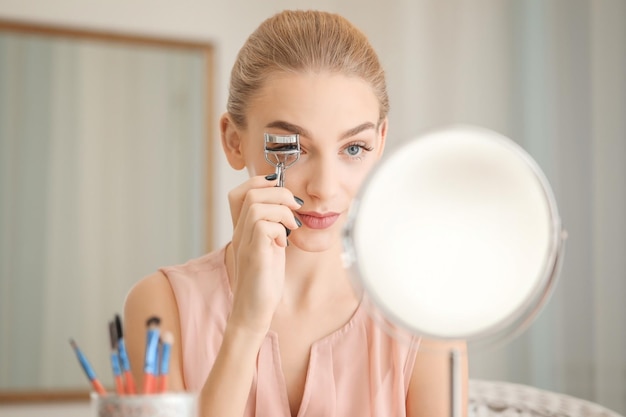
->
xmin=231 ymin=183 xmax=303 ymax=230
xmin=238 ymin=202 xmax=301 ymax=245
xmin=233 ymin=202 xmax=297 ymax=250
xmin=255 ymin=220 xmax=289 ymax=248
xmin=228 ymin=175 xmax=280 ymax=226
xmin=228 ymin=175 xmax=302 ymax=222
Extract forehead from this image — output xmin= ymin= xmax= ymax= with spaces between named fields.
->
xmin=246 ymin=72 xmax=380 ymax=137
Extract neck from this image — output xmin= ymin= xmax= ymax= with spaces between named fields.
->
xmin=224 ymin=239 xmax=357 ymax=311
xmin=281 ymin=241 xmax=354 ymax=309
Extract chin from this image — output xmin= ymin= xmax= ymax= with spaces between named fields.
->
xmin=289 ymin=230 xmax=342 ymax=254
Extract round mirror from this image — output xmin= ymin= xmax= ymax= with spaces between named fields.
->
xmin=343 ymin=125 xmax=566 ymax=346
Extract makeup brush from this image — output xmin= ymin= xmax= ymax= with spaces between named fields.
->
xmin=158 ymin=331 xmax=174 ymax=393
xmin=108 ymin=321 xmax=125 ymax=395
xmin=143 ymin=316 xmax=161 ymax=394
xmin=114 ymin=314 xmax=137 ymax=394
xmin=69 ymin=338 xmax=107 ymax=396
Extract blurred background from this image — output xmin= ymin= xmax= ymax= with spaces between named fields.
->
xmin=0 ymin=0 xmax=624 ymax=415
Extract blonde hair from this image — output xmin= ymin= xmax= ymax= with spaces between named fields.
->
xmin=227 ymin=10 xmax=389 ymax=128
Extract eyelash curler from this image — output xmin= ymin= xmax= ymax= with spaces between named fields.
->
xmin=264 ymin=133 xmax=301 ymax=187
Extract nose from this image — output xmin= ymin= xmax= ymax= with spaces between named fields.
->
xmin=304 ymin=154 xmax=340 ymax=202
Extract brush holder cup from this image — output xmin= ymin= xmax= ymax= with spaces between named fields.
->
xmin=91 ymin=393 xmax=198 ymax=417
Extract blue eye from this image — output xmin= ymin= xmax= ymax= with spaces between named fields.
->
xmin=343 ymin=142 xmax=374 ymax=159
xmin=346 ymin=144 xmax=362 ymax=156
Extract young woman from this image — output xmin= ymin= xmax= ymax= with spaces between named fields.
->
xmin=124 ymin=9 xmax=468 ymax=417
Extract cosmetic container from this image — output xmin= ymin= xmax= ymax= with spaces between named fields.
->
xmin=91 ymin=392 xmax=197 ymax=417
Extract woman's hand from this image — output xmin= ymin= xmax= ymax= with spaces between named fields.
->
xmin=226 ymin=174 xmax=302 ymax=335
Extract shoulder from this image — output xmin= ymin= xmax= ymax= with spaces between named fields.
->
xmin=159 ymin=246 xmax=230 ymax=310
xmin=159 ymin=246 xmax=229 ymax=291
xmin=407 ymin=337 xmax=468 ymax=417
xmin=124 ymin=245 xmax=229 ymax=324
xmin=360 ymin=307 xmax=422 ymax=367
xmin=124 ymin=270 xmax=177 ymax=325
xmin=412 ymin=337 xmax=467 ymax=368
xmin=160 ymin=246 xmax=228 ymax=279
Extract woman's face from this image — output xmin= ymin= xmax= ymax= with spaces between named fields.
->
xmin=240 ymin=72 xmax=387 ymax=252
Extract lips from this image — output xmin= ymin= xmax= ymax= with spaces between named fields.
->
xmin=297 ymin=211 xmax=341 ymax=230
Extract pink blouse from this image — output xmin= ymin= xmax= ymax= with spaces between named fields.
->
xmin=162 ymin=246 xmax=420 ymax=417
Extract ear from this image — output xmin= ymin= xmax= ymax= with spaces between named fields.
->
xmin=376 ymin=117 xmax=388 ymax=158
xmin=220 ymin=113 xmax=246 ymax=170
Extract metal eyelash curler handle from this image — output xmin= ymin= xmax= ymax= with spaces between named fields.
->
xmin=264 ymin=133 xmax=300 ymax=187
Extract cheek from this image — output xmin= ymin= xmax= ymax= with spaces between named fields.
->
xmin=245 ymin=153 xmax=275 ymax=177
xmin=283 ymin=156 xmax=377 ymax=194
xmin=346 ymin=169 xmax=371 ymax=195
xmin=240 ymin=133 xmax=274 ymax=177
xmin=282 ymin=161 xmax=307 ymax=189
xmin=347 ymin=158 xmax=382 ymax=193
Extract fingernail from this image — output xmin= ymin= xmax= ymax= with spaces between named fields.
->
xmin=284 ymin=225 xmax=291 ymax=237
xmin=294 ymin=216 xmax=302 ymax=228
xmin=294 ymin=196 xmax=304 ymax=206
xmin=265 ymin=173 xmax=278 ymax=181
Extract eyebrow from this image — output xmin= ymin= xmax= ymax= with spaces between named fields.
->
xmin=265 ymin=120 xmax=377 ymax=141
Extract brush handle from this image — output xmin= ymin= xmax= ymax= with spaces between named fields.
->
xmin=75 ymin=347 xmax=98 ymax=380
xmin=143 ymin=327 xmax=160 ymax=394
xmin=123 ymin=370 xmax=137 ymax=395
xmin=117 ymin=339 xmax=131 ymax=371
xmin=114 ymin=375 xmax=125 ymax=396
xmin=117 ymin=338 xmax=137 ymax=394
xmin=158 ymin=342 xmax=172 ymax=393
xmin=159 ymin=342 xmax=172 ymax=376
xmin=91 ymin=378 xmax=108 ymax=396
xmin=110 ymin=351 xmax=124 ymax=395
xmin=158 ymin=374 xmax=168 ymax=393
xmin=143 ymin=328 xmax=160 ymax=375
xmin=143 ymin=373 xmax=157 ymax=394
